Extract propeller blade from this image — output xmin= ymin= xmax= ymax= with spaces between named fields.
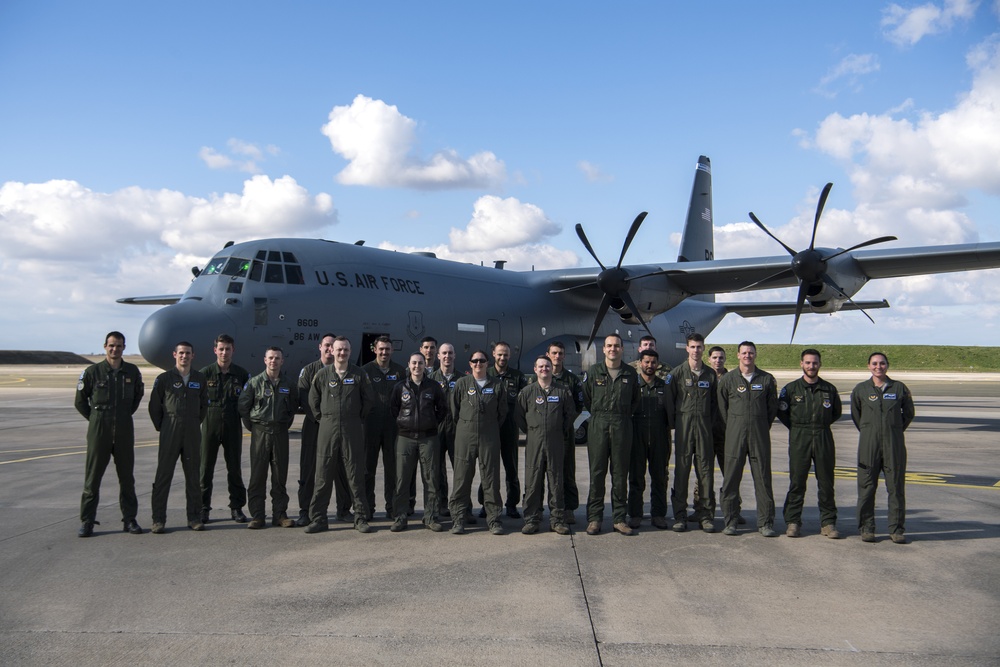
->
xmin=821 ymin=275 xmax=876 ymax=325
xmin=575 ymin=224 xmax=607 ymax=271
xmin=619 ymin=290 xmax=653 ymax=338
xmin=822 ymin=236 xmax=898 ymax=262
xmin=749 ymin=212 xmax=797 ymax=256
xmin=735 ymin=268 xmax=795 ymax=292
xmin=789 ymin=280 xmax=811 ymax=343
xmin=616 ymin=212 xmax=648 ymax=269
xmin=809 ymin=183 xmax=833 ymax=250
xmin=586 ymin=293 xmax=614 ymax=351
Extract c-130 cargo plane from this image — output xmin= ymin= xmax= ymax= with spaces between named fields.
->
xmin=121 ymin=155 xmax=1000 ymax=375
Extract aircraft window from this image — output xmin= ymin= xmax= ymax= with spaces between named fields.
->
xmin=268 ymin=251 xmax=282 ymax=262
xmin=203 ymin=257 xmax=227 ymax=276
xmin=256 ymin=250 xmax=267 ymax=260
xmin=285 ymin=264 xmax=304 ymax=285
xmin=227 ymin=282 xmax=243 ymax=294
xmin=221 ymin=257 xmax=250 ymax=277
xmin=282 ymin=252 xmax=298 ymax=263
xmin=264 ymin=263 xmax=285 ymax=283
xmin=249 ymin=261 xmax=263 ymax=282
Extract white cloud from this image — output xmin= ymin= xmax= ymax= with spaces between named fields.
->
xmin=882 ymin=0 xmax=979 ymax=46
xmin=0 ymin=176 xmax=337 ymax=349
xmin=814 ymin=53 xmax=881 ymax=98
xmin=199 ymin=138 xmax=277 ymax=173
xmin=321 ymin=95 xmax=507 ymax=189
xmin=377 ymin=195 xmax=577 ymax=270
xmin=449 ymin=195 xmax=560 ymax=252
xmin=578 ymin=160 xmax=614 ymax=183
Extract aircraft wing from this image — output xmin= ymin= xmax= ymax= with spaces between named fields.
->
xmin=116 ymin=295 xmax=183 ymax=305
xmin=720 ymin=299 xmax=889 ymax=318
xmin=849 ymin=242 xmax=1000 ymax=278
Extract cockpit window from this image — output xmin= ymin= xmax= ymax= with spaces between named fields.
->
xmin=221 ymin=257 xmax=250 ymax=278
xmin=285 ymin=264 xmax=304 ymax=284
xmin=202 ymin=257 xmax=228 ymax=276
xmin=255 ymin=250 xmax=267 ymax=261
xmin=248 ymin=260 xmax=263 ymax=282
xmin=264 ymin=263 xmax=285 ymax=283
xmin=282 ymin=252 xmax=298 ymax=263
xmin=267 ymin=251 xmax=282 ymax=262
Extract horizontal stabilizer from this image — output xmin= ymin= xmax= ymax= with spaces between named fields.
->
xmin=116 ymin=295 xmax=183 ymax=305
xmin=721 ymin=299 xmax=889 ymax=318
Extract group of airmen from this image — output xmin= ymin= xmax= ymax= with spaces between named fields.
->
xmin=75 ymin=329 xmax=914 ymax=545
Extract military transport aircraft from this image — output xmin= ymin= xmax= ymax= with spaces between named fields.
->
xmin=120 ymin=155 xmax=1000 ymax=375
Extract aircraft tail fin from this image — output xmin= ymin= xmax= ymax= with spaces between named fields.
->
xmin=677 ymin=155 xmax=715 ymax=302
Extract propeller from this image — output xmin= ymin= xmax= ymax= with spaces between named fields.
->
xmin=553 ymin=211 xmax=675 ymax=350
xmin=748 ymin=183 xmax=897 ymax=342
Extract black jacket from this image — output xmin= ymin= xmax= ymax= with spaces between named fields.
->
xmin=390 ymin=376 xmax=448 ymax=438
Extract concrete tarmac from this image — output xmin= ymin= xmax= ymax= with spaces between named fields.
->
xmin=0 ymin=364 xmax=997 ymax=666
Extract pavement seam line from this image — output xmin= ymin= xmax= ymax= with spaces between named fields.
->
xmin=569 ymin=529 xmax=604 ymax=666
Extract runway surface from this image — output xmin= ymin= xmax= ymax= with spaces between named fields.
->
xmin=0 ymin=364 xmax=997 ymax=666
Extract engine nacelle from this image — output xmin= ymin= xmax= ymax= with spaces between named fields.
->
xmin=805 ymin=253 xmax=869 ymax=313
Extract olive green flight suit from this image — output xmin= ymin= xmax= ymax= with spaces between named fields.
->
xmin=449 ymin=375 xmax=507 ymax=527
xmin=239 ymin=371 xmax=298 ymax=522
xmin=667 ymin=363 xmax=717 ymax=522
xmin=298 ymin=360 xmax=353 ymax=519
xmin=583 ymin=363 xmax=641 ymax=524
xmin=149 ymin=368 xmax=209 ymax=524
xmin=199 ymin=362 xmax=250 ymax=514
xmin=430 ymin=369 xmax=460 ymax=514
xmin=629 ymin=374 xmax=673 ymax=520
xmin=483 ymin=365 xmax=527 ymax=511
xmin=75 ymin=360 xmax=144 ymax=524
xmin=777 ymin=377 xmax=842 ymax=528
xmin=718 ymin=367 xmax=778 ymax=529
xmin=362 ymin=360 xmax=406 ymax=516
xmin=308 ymin=364 xmax=375 ymax=526
xmin=515 ymin=381 xmax=574 ymax=525
xmin=552 ymin=367 xmax=584 ymax=512
xmin=851 ymin=377 xmax=914 ymax=536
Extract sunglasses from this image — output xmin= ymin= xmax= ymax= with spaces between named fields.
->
xmin=470 ymin=358 xmax=488 ymax=364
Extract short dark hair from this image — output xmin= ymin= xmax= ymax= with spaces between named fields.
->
xmin=639 ymin=349 xmax=659 ymax=360
xmin=214 ymin=334 xmax=235 ymax=347
xmin=801 ymin=348 xmax=821 ymax=361
xmin=105 ymin=331 xmax=125 ymax=346
xmin=374 ymin=335 xmax=393 ymax=348
xmin=708 ymin=346 xmax=725 ymax=356
xmin=738 ymin=340 xmax=756 ymax=352
xmin=266 ymin=346 xmax=283 ymax=356
xmin=640 ymin=335 xmax=656 ymax=344
xmin=604 ymin=333 xmax=623 ymax=346
xmin=469 ymin=349 xmax=488 ymax=362
xmin=534 ymin=355 xmax=552 ymax=367
xmin=320 ymin=333 xmax=337 ymax=342
xmin=547 ymin=341 xmax=566 ymax=352
xmin=333 ymin=335 xmax=350 ymax=345
xmin=868 ymin=351 xmax=889 ymax=365
xmin=420 ymin=336 xmax=438 ymax=346
xmin=175 ymin=341 xmax=194 ymax=352
xmin=687 ymin=333 xmax=705 ymax=344
xmin=492 ymin=340 xmax=510 ymax=352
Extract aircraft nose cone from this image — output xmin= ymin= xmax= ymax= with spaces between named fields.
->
xmin=138 ymin=301 xmax=237 ymax=370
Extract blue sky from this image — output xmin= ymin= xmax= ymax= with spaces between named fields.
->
xmin=2 ymin=1 xmax=999 ymax=352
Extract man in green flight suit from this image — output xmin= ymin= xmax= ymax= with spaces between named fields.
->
xmin=777 ymin=348 xmax=842 ymax=539
xmin=480 ymin=341 xmax=527 ymax=519
xmin=628 ymin=349 xmax=673 ymax=530
xmin=362 ymin=335 xmax=407 ymax=520
xmin=239 ymin=346 xmax=299 ymax=529
xmin=851 ymin=352 xmax=915 ymax=544
xmin=199 ymin=333 xmax=250 ymax=524
xmin=547 ymin=341 xmax=584 ymax=525
xmin=449 ymin=350 xmax=507 ymax=535
xmin=305 ymin=336 xmax=376 ymax=534
xmin=75 ymin=331 xmax=145 ymax=537
xmin=515 ymin=355 xmax=574 ymax=535
xmin=668 ymin=333 xmax=718 ymax=533
xmin=148 ymin=341 xmax=209 ymax=533
xmin=583 ymin=334 xmax=641 ymax=536
xmin=718 ymin=341 xmax=779 ymax=537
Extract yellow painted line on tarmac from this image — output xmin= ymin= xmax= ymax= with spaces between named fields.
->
xmin=0 ymin=442 xmax=158 ymax=466
xmin=0 ymin=377 xmax=28 ymax=385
